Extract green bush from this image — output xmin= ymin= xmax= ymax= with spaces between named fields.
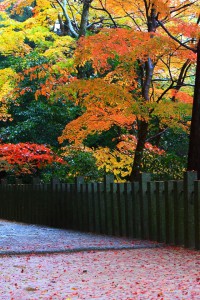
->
xmin=41 ymin=151 xmax=104 ymax=183
xmin=142 ymin=150 xmax=187 ymax=180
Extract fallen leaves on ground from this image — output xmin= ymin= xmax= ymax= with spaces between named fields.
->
xmin=0 ymin=247 xmax=200 ymax=300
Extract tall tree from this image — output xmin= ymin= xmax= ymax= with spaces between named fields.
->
xmin=155 ymin=9 xmax=200 ymax=176
xmin=187 ymin=36 xmax=200 ymax=177
xmin=58 ymin=0 xmax=197 ymax=180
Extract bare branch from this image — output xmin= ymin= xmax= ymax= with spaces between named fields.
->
xmin=55 ymin=0 xmax=78 ymax=37
xmin=66 ymin=0 xmax=79 ymax=31
xmin=122 ymin=10 xmax=142 ymax=31
xmin=157 ymin=20 xmax=196 ymax=52
xmin=170 ymin=1 xmax=198 ymax=14
xmin=91 ymin=0 xmax=117 ymax=27
xmin=146 ymin=127 xmax=169 ymax=142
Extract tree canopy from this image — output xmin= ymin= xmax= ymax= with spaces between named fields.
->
xmin=0 ymin=0 xmax=199 ymax=181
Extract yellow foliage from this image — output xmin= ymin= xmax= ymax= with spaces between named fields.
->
xmin=0 ymin=29 xmax=31 ymax=56
xmin=44 ymin=36 xmax=75 ymax=60
xmin=25 ymin=26 xmax=55 ymax=46
xmin=94 ymin=147 xmax=133 ymax=182
xmin=0 ymin=68 xmax=18 ymax=121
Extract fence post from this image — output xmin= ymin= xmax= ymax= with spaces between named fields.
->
xmin=51 ymin=178 xmax=61 ymax=227
xmin=87 ymin=183 xmax=94 ymax=232
xmin=173 ymin=181 xmax=184 ymax=246
xmin=104 ymin=175 xmax=114 ymax=235
xmin=184 ymin=171 xmax=197 ymax=248
xmin=131 ymin=181 xmax=140 ymax=238
xmin=75 ymin=176 xmax=84 ymax=230
xmin=93 ymin=182 xmax=101 ymax=233
xmin=147 ymin=181 xmax=157 ymax=241
xmin=120 ymin=183 xmax=128 ymax=237
xmin=63 ymin=183 xmax=72 ymax=228
xmin=1 ymin=179 xmax=7 ymax=184
xmin=124 ymin=182 xmax=133 ymax=237
xmin=0 ymin=183 xmax=5 ymax=218
xmin=42 ymin=183 xmax=50 ymax=226
xmin=81 ymin=183 xmax=88 ymax=231
xmin=33 ymin=177 xmax=41 ymax=184
xmin=16 ymin=178 xmax=22 ymax=184
xmin=51 ymin=178 xmax=60 ymax=191
xmin=194 ymin=180 xmax=200 ymax=250
xmin=111 ymin=181 xmax=120 ymax=236
xmin=70 ymin=183 xmax=76 ymax=229
xmin=165 ymin=181 xmax=175 ymax=245
xmin=155 ymin=181 xmax=165 ymax=242
xmin=139 ymin=173 xmax=151 ymax=239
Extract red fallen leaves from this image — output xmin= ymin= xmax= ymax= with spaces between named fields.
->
xmin=1 ymin=247 xmax=198 ymax=300
xmin=0 ymin=142 xmax=64 ymax=174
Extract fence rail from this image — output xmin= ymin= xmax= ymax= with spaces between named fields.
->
xmin=0 ymin=172 xmax=199 ymax=250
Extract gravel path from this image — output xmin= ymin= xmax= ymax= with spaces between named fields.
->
xmin=0 ymin=219 xmax=161 ymax=255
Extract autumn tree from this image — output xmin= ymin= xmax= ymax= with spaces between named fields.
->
xmin=151 ymin=4 xmax=200 ymax=177
xmin=57 ymin=0 xmax=197 ymax=180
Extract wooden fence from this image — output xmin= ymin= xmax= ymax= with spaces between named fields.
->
xmin=0 ymin=172 xmax=199 ymax=250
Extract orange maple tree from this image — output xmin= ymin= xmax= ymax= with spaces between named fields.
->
xmin=57 ymin=0 xmax=198 ymax=180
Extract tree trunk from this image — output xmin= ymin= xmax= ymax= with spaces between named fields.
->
xmin=79 ymin=0 xmax=92 ymax=37
xmin=187 ymin=39 xmax=200 ymax=178
xmin=171 ymin=59 xmax=191 ymax=102
xmin=129 ymin=120 xmax=148 ymax=181
xmin=128 ymin=7 xmax=157 ymax=181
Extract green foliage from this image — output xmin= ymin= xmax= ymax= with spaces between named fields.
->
xmin=159 ymin=129 xmax=189 ymax=157
xmin=0 ymin=100 xmax=81 ymax=147
xmin=142 ymin=150 xmax=187 ymax=180
xmin=41 ymin=150 xmax=104 ymax=183
xmin=64 ymin=150 xmax=104 ymax=182
xmin=84 ymin=126 xmax=121 ymax=150
xmin=40 ymin=162 xmax=69 ymax=183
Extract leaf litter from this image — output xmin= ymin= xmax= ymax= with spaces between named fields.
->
xmin=0 ymin=220 xmax=199 ymax=299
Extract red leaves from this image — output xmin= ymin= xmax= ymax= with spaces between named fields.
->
xmin=75 ymin=29 xmax=177 ymax=74
xmin=116 ymin=134 xmax=165 ymax=155
xmin=171 ymin=89 xmax=193 ymax=104
xmin=0 ymin=142 xmax=64 ymax=174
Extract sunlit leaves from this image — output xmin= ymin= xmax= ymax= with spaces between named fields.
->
xmin=0 ymin=68 xmax=19 ymax=121
xmin=74 ymin=29 xmax=179 ymax=80
xmin=170 ymin=89 xmax=193 ymax=104
xmin=0 ymin=29 xmax=31 ymax=56
xmin=58 ymin=78 xmax=137 ymax=145
xmin=44 ymin=35 xmax=75 ymax=60
xmin=93 ymin=134 xmax=165 ymax=181
xmin=94 ymin=146 xmax=133 ymax=181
